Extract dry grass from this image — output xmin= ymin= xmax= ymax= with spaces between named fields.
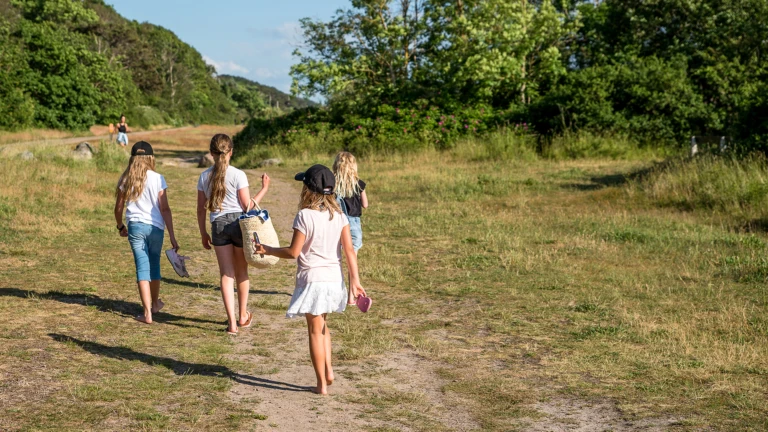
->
xmin=2 ymin=131 xmax=768 ymax=430
xmin=0 ymin=128 xmax=85 ymax=145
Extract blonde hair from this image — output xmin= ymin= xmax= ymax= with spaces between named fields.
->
xmin=116 ymin=155 xmax=156 ymax=202
xmin=207 ymin=134 xmax=234 ymax=212
xmin=299 ymin=185 xmax=342 ymax=220
xmin=333 ymin=151 xmax=361 ymax=198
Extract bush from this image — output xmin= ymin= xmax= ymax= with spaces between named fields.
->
xmin=233 ymin=102 xmax=498 ymax=156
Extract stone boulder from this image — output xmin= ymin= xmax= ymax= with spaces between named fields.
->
xmin=73 ymin=142 xmax=93 ymax=160
xmin=198 ymin=153 xmax=215 ymax=168
xmin=258 ymin=158 xmax=283 ymax=168
xmin=19 ymin=151 xmax=34 ymax=161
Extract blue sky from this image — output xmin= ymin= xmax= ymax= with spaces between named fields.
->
xmin=107 ymin=0 xmax=348 ymax=94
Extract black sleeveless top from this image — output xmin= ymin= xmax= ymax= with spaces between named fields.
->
xmin=118 ymin=123 xmax=127 ymax=133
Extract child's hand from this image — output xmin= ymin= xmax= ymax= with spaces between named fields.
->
xmin=252 ymin=238 xmax=268 ymax=256
xmin=201 ymin=232 xmax=212 ymax=250
xmin=351 ymin=281 xmax=367 ymax=299
xmin=261 ymin=173 xmax=270 ymax=189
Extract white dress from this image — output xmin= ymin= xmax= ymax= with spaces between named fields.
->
xmin=286 ymin=208 xmax=349 ymax=318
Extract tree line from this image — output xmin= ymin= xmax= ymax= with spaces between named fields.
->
xmin=0 ymin=0 xmax=311 ymax=131
xmin=248 ymin=0 xmax=768 ymax=152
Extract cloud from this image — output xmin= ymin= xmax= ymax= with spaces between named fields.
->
xmin=202 ymin=55 xmax=249 ymax=75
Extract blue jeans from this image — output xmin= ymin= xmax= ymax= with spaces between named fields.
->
xmin=348 ymin=216 xmax=363 ymax=252
xmin=128 ymin=222 xmax=164 ymax=282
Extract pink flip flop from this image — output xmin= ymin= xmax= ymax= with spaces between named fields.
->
xmin=356 ymin=295 xmax=372 ymax=313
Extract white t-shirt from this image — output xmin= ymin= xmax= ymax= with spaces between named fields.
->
xmin=292 ymin=209 xmax=350 ymax=287
xmin=123 ymin=170 xmax=167 ymax=230
xmin=197 ymin=165 xmax=249 ymax=222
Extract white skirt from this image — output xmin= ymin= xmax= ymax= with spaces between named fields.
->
xmin=286 ymin=281 xmax=347 ymax=318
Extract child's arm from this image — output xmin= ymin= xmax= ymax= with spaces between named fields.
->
xmin=253 ymin=228 xmax=305 ymax=259
xmin=361 ymin=190 xmax=368 ymax=209
xmin=158 ymin=190 xmax=179 ymax=250
xmin=114 ymin=192 xmax=128 ymax=237
xmin=197 ymin=190 xmax=212 ymax=250
xmin=252 ymin=174 xmax=270 ymax=205
xmin=341 ymin=225 xmax=367 ymax=298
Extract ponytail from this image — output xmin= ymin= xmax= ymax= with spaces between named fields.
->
xmin=206 ymin=134 xmax=234 ymax=212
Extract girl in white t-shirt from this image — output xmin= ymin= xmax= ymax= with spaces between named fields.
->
xmin=114 ymin=141 xmax=179 ymax=324
xmin=197 ymin=133 xmax=270 ymax=335
xmin=253 ymin=164 xmax=366 ymax=395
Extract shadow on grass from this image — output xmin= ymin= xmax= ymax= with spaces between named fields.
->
xmin=161 ymin=277 xmax=216 ymax=290
xmin=0 ymin=288 xmax=222 ymax=329
xmin=49 ymin=333 xmax=310 ymax=393
xmin=161 ymin=278 xmax=290 ymax=296
xmin=560 ymin=159 xmax=680 ymax=192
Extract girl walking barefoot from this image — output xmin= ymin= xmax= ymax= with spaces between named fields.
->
xmin=253 ymin=164 xmax=366 ymax=395
xmin=332 ymin=151 xmax=368 ymax=306
xmin=197 ymin=133 xmax=270 ymax=335
xmin=114 ymin=141 xmax=179 ymax=323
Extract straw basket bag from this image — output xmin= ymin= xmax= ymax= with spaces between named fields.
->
xmin=239 ymin=199 xmax=280 ymax=268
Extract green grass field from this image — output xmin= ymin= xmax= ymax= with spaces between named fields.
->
xmin=1 ymin=130 xmax=767 ymax=431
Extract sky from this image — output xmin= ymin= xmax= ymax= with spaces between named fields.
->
xmin=106 ymin=0 xmax=349 ymax=94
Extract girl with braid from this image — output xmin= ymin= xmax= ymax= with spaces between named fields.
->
xmin=197 ymin=134 xmax=270 ymax=335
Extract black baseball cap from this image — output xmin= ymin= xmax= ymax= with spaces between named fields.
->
xmin=295 ymin=164 xmax=335 ymax=195
xmin=131 ymin=141 xmax=154 ymax=156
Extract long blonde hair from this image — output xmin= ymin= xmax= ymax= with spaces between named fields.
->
xmin=207 ymin=134 xmax=234 ymax=212
xmin=116 ymin=155 xmax=156 ymax=202
xmin=299 ymin=185 xmax=342 ymax=220
xmin=333 ymin=151 xmax=361 ymax=198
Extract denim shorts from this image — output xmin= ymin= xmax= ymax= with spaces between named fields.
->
xmin=211 ymin=212 xmax=244 ymax=248
xmin=128 ymin=221 xmax=164 ymax=282
xmin=117 ymin=132 xmax=128 ymax=145
xmin=348 ymin=216 xmax=363 ymax=252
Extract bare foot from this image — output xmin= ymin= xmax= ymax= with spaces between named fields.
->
xmin=151 ymin=299 xmax=165 ymax=314
xmin=134 ymin=315 xmax=152 ymax=324
xmin=310 ymin=386 xmax=328 ymax=395
xmin=326 ymin=368 xmax=335 ymax=386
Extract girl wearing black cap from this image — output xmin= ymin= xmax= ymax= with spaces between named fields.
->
xmin=114 ymin=141 xmax=179 ymax=324
xmin=253 ymin=164 xmax=366 ymax=395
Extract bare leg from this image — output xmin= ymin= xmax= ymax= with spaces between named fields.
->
xmin=135 ymin=280 xmax=153 ymax=324
xmin=347 ymin=250 xmax=358 ymax=305
xmin=214 ymin=245 xmax=238 ymax=333
xmin=306 ymin=314 xmax=328 ymax=395
xmin=324 ymin=314 xmax=334 ymax=385
xmin=150 ymin=279 xmax=164 ymax=313
xmin=233 ymin=246 xmax=250 ymax=325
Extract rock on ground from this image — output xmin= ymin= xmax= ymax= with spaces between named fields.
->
xmin=199 ymin=153 xmax=214 ymax=168
xmin=72 ymin=142 xmax=93 ymax=160
xmin=20 ymin=151 xmax=34 ymax=161
xmin=258 ymin=158 xmax=283 ymax=167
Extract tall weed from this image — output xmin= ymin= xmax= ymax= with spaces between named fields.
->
xmin=543 ymin=131 xmax=663 ymax=160
xmin=94 ymin=141 xmax=129 ymax=173
xmin=631 ymin=155 xmax=768 ymax=219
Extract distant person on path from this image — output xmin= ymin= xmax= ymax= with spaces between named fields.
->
xmin=252 ymin=164 xmax=366 ymax=395
xmin=117 ymin=115 xmax=130 ymax=147
xmin=333 ymin=152 xmax=368 ymax=306
xmin=197 ymin=133 xmax=270 ymax=335
xmin=113 ymin=141 xmax=179 ymax=324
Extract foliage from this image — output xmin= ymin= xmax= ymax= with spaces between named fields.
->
xmin=0 ymin=0 xmax=308 ymax=131
xmin=232 ymin=0 xmax=768 ymax=153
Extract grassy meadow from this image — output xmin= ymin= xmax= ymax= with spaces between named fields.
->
xmin=1 ymin=129 xmax=768 ymax=430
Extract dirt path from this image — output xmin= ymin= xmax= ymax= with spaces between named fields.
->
xmin=0 ymin=126 xmax=192 ymax=149
xmin=215 ymin=169 xmax=480 ymax=431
